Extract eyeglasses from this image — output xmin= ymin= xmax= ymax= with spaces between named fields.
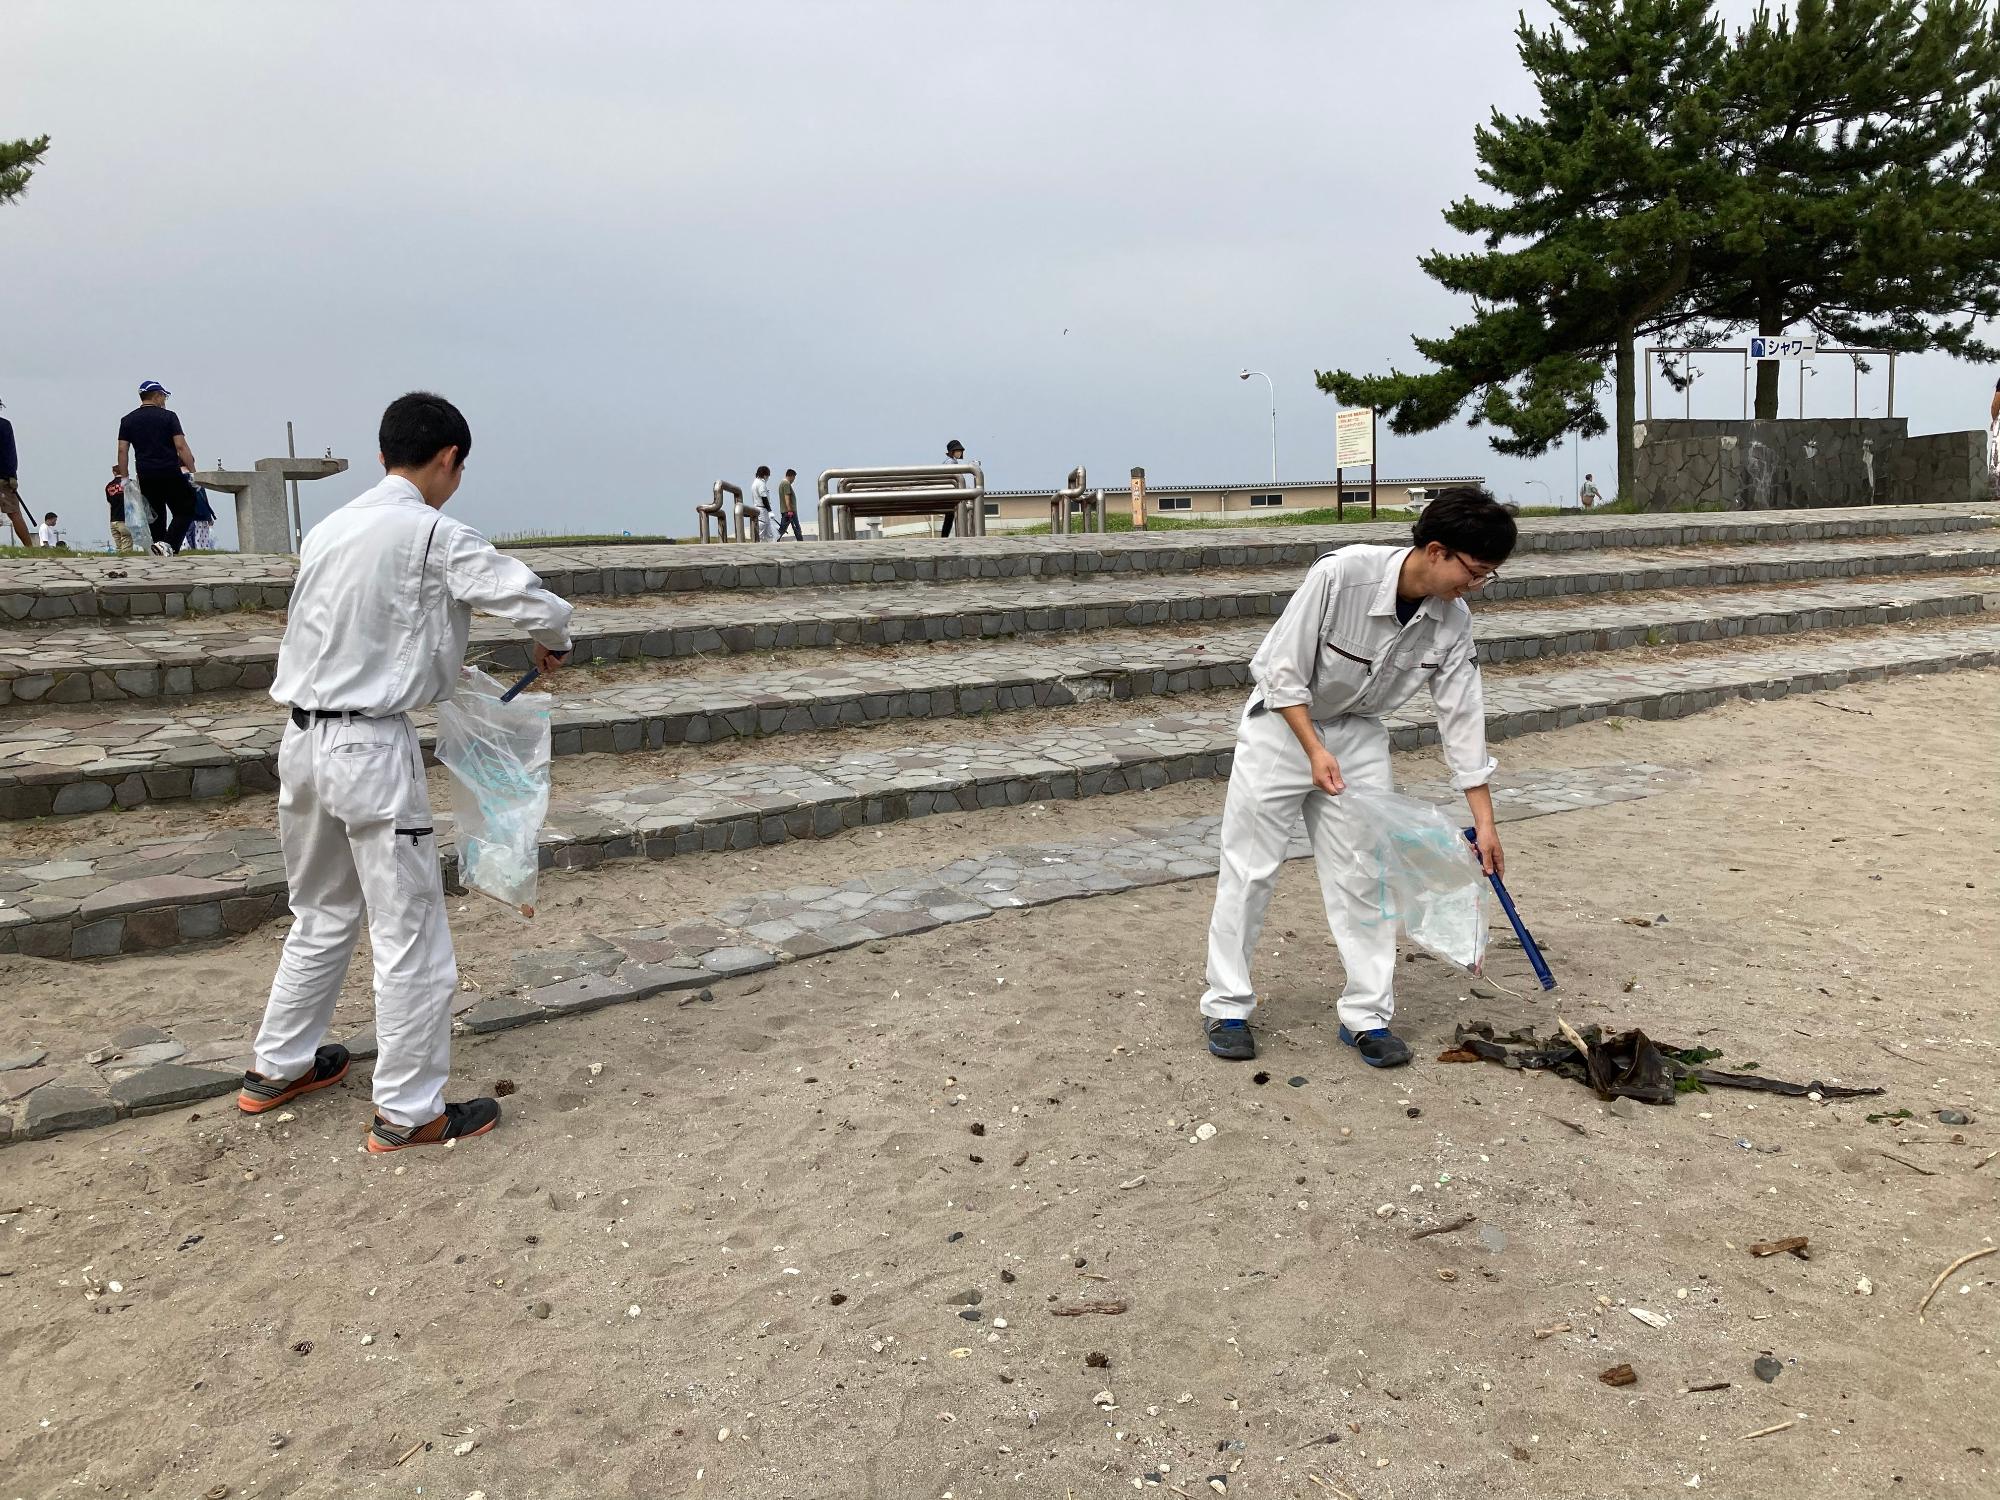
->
xmin=1449 ymin=550 xmax=1500 ymax=588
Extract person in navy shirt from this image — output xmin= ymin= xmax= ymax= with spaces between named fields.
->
xmin=0 ymin=399 xmax=33 ymax=547
xmin=115 ymin=380 xmax=202 ymax=554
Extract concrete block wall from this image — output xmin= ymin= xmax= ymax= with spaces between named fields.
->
xmin=1632 ymin=417 xmax=1989 ymax=509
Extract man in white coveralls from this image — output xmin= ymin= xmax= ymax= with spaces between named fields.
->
xmin=237 ymin=392 xmax=575 ymax=1152
xmin=1199 ymin=485 xmax=1516 ymax=1069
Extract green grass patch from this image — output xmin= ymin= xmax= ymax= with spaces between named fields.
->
xmin=1011 ymin=506 xmax=1423 ymax=536
xmin=495 ymin=533 xmax=681 ymax=548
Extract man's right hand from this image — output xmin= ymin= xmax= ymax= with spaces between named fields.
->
xmin=532 ymin=643 xmax=570 ymax=677
xmin=1308 ymin=746 xmax=1346 ymax=796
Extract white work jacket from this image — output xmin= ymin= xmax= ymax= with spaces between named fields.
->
xmin=1248 ymin=544 xmax=1495 ymax=790
xmin=270 ymin=475 xmax=574 ymax=716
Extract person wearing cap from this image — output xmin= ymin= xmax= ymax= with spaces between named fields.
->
xmin=114 ymin=380 xmax=202 ymax=554
xmin=941 ymin=438 xmax=968 ymax=537
xmin=239 ymin=391 xmax=575 ymax=1153
xmin=0 ymin=399 xmax=32 ymax=548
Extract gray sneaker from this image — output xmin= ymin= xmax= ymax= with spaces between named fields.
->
xmin=1204 ymin=1017 xmax=1257 ymax=1061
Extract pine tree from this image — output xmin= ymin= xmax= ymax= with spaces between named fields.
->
xmin=1710 ymin=0 xmax=2000 ymax=417
xmin=1320 ymin=0 xmax=1731 ymax=498
xmin=1323 ymin=0 xmax=2000 ymax=497
xmin=0 ymin=135 xmax=52 ymax=209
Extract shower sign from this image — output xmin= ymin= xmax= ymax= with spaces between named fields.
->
xmin=1750 ymin=335 xmax=1817 ymax=362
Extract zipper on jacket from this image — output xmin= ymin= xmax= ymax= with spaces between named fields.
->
xmin=1330 ymin=644 xmax=1374 ymax=674
xmin=394 ymin=825 xmax=434 ymax=845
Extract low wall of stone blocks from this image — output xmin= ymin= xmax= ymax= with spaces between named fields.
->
xmin=1634 ymin=419 xmax=1989 ymax=509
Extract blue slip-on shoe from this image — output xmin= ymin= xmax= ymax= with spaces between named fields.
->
xmin=1204 ymin=1017 xmax=1257 ymax=1061
xmin=1338 ymin=1025 xmax=1412 ymax=1069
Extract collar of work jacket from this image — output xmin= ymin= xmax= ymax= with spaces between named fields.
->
xmin=1244 ymin=541 xmax=1494 ymax=789
xmin=270 ymin=474 xmax=573 ymax=717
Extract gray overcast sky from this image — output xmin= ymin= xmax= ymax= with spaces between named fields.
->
xmin=5 ymin=0 xmax=1988 ymax=546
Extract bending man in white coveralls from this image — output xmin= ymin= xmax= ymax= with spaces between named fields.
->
xmin=237 ymin=392 xmax=575 ymax=1152
xmin=1200 ymin=486 xmax=1515 ymax=1070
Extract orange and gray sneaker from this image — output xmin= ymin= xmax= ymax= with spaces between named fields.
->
xmin=237 ymin=1043 xmax=351 ymax=1114
xmin=365 ymin=1097 xmax=502 ymax=1153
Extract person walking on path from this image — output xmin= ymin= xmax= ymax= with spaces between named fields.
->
xmin=114 ymin=380 xmax=202 ymax=554
xmin=0 ymin=399 xmax=34 ymax=548
xmin=939 ymin=438 xmax=970 ymax=537
xmin=36 ymin=511 xmax=63 ymax=548
xmin=1197 ymin=485 xmax=1516 ymax=1070
xmin=749 ymin=465 xmax=777 ymax=541
xmin=776 ymin=467 xmax=805 ymax=540
xmin=185 ymin=483 xmax=217 ymax=551
xmin=1988 ymin=377 xmax=2000 ymax=498
xmin=1578 ymin=472 xmax=1602 ymax=509
xmin=104 ymin=477 xmax=135 ymax=553
xmin=238 ymin=391 xmax=574 ymax=1153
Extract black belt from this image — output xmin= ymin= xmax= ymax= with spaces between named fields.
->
xmin=289 ymin=707 xmax=387 ymax=729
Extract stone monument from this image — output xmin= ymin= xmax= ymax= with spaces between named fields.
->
xmin=193 ymin=456 xmax=348 ymax=554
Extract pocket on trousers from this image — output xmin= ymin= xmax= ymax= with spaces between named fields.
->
xmin=393 ymin=826 xmax=438 ymax=908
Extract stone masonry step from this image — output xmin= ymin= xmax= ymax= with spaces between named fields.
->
xmin=4 ymin=532 xmax=1997 ymax=709
xmin=2 ymin=760 xmax=1693 ymax=1140
xmin=1 ymin=573 xmax=1993 ymax=816
xmin=3 ymin=622 xmax=1992 ymax=962
xmin=1 ymin=502 xmax=1989 ymax=621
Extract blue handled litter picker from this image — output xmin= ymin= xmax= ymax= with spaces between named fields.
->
xmin=1463 ymin=827 xmax=1557 ymax=991
xmin=499 ymin=666 xmax=540 ymax=703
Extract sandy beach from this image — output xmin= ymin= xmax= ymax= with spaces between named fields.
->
xmin=3 ymin=671 xmax=1996 ymax=1499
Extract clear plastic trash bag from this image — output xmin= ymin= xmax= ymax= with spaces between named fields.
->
xmin=1336 ymin=785 xmax=1494 ymax=971
xmin=434 ymin=665 xmax=551 ymax=917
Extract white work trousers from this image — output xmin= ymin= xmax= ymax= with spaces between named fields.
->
xmin=1199 ymin=697 xmax=1397 ymax=1032
xmin=252 ymin=713 xmax=457 ymax=1127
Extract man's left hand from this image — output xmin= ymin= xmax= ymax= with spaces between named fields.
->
xmin=1472 ymin=823 xmax=1505 ymax=878
xmin=532 ymin=643 xmax=570 ymax=677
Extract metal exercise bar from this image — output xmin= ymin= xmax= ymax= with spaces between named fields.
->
xmin=697 ymin=479 xmax=743 ymax=544
xmin=1049 ymin=465 xmax=1105 ymax=535
xmin=816 ymin=463 xmax=986 ymax=540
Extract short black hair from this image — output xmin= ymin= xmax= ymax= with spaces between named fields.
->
xmin=43 ymin=511 xmax=57 ymax=521
xmin=784 ymin=468 xmax=796 ymax=477
xmin=1412 ymin=484 xmax=1516 ymax=566
xmin=755 ymin=465 xmax=771 ymax=478
xmin=379 ymin=391 xmax=471 ymax=471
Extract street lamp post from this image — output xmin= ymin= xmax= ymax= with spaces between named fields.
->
xmin=1238 ymin=369 xmax=1277 ymax=485
xmin=1524 ymin=478 xmax=1555 ymax=509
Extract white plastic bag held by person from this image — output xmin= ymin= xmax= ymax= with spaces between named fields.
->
xmin=434 ymin=665 xmax=551 ymax=916
xmin=1337 ymin=785 xmax=1495 ymax=971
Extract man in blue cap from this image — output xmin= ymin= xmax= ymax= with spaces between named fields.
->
xmin=114 ymin=380 xmax=202 ymax=554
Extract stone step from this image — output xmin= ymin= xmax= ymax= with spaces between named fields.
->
xmin=5 ymin=531 xmax=1998 ymax=708
xmin=5 ymin=621 xmax=1993 ymax=962
xmin=1 ymin=761 xmax=1689 ymax=1141
xmin=1 ymin=503 xmax=1990 ymax=621
xmin=3 ymin=573 xmax=1994 ymax=817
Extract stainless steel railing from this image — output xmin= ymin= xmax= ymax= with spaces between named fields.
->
xmin=816 ymin=463 xmax=986 ymax=540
